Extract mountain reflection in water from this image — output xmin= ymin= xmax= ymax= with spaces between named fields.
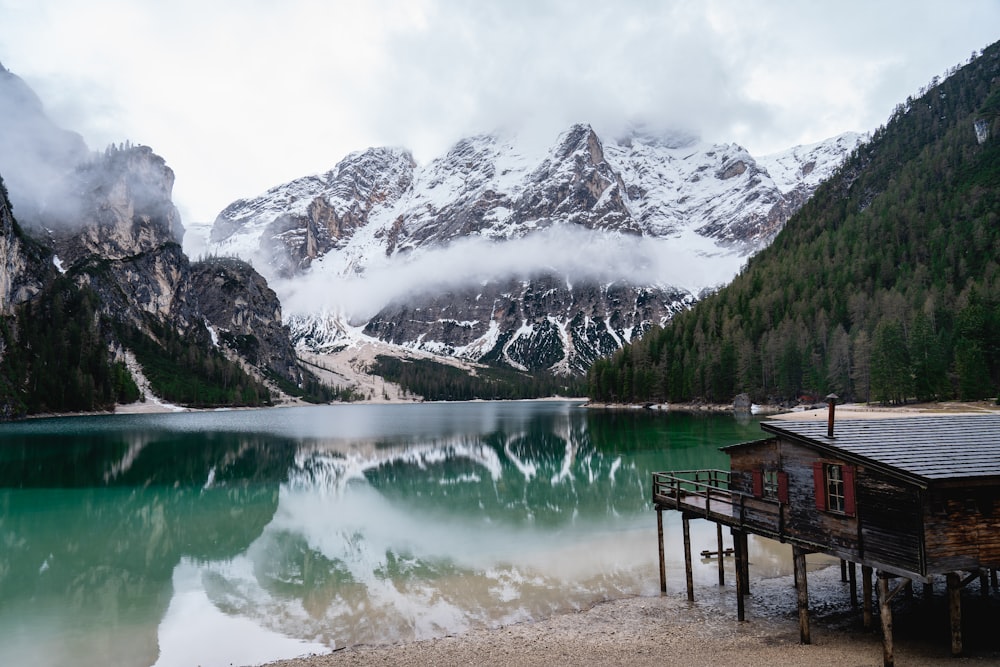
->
xmin=0 ymin=402 xmax=763 ymax=667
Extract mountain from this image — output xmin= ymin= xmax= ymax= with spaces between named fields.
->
xmin=588 ymin=41 xmax=1000 ymax=406
xmin=196 ymin=125 xmax=861 ymax=374
xmin=0 ymin=66 xmax=323 ymax=417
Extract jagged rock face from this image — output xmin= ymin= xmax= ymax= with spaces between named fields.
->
xmin=307 ymin=275 xmax=693 ymax=374
xmin=200 ymin=123 xmax=862 ymax=374
xmin=50 ymin=145 xmax=184 ymax=264
xmin=211 ymin=147 xmax=416 ymax=277
xmin=0 ymin=175 xmax=52 ymax=314
xmin=188 ymin=257 xmax=303 ymax=384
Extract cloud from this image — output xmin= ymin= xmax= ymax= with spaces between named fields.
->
xmin=275 ymin=224 xmax=743 ymax=321
xmin=1 ymin=0 xmax=998 ymax=222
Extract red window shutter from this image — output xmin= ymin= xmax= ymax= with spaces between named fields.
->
xmin=777 ymin=471 xmax=789 ymax=504
xmin=812 ymin=461 xmax=826 ymax=510
xmin=752 ymin=470 xmax=763 ymax=497
xmin=843 ymin=464 xmax=856 ymax=516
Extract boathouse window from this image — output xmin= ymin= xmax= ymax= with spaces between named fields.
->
xmin=812 ymin=461 xmax=856 ymax=516
xmin=751 ymin=469 xmax=788 ymax=503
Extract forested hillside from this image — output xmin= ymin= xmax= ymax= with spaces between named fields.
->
xmin=589 ymin=42 xmax=1000 ymax=406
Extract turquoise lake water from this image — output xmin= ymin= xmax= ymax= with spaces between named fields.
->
xmin=0 ymin=401 xmax=768 ymax=666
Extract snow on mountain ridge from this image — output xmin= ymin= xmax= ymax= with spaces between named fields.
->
xmin=190 ymin=124 xmax=862 ymax=374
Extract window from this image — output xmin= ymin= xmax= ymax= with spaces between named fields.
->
xmin=763 ymin=470 xmax=780 ymax=499
xmin=751 ymin=469 xmax=788 ymax=503
xmin=826 ymin=464 xmax=845 ymax=512
xmin=812 ymin=461 xmax=856 ymax=515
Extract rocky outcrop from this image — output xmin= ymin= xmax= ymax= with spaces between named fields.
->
xmin=0 ymin=175 xmax=52 ymax=314
xmin=302 ymin=275 xmax=693 ymax=374
xmin=188 ymin=257 xmax=303 ymax=384
xmin=212 ymin=147 xmax=416 ymax=277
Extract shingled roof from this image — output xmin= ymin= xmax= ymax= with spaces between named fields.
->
xmin=754 ymin=414 xmax=1000 ymax=484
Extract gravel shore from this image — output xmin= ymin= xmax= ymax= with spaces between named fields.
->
xmin=260 ymin=565 xmax=1000 ymax=667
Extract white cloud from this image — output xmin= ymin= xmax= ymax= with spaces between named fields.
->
xmin=1 ymin=0 xmax=997 ymax=222
xmin=275 ymin=225 xmax=742 ymax=321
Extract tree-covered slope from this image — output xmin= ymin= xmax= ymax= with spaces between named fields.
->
xmin=589 ymin=42 xmax=1000 ymax=406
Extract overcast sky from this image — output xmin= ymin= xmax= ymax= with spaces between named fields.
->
xmin=1 ymin=0 xmax=997 ymax=222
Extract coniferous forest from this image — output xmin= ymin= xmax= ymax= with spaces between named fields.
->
xmin=589 ymin=42 xmax=1000 ymax=406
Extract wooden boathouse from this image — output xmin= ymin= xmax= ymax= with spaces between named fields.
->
xmin=653 ymin=408 xmax=1000 ymax=666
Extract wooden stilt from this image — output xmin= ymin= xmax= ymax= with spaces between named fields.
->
xmin=879 ymin=573 xmax=895 ymax=667
xmin=682 ymin=514 xmax=694 ymax=602
xmin=716 ymin=523 xmax=725 ymax=586
xmin=739 ymin=531 xmax=750 ymax=595
xmin=657 ymin=506 xmax=666 ymax=594
xmin=980 ymin=570 xmax=989 ymax=597
xmin=923 ymin=580 xmax=934 ymax=603
xmin=793 ymin=546 xmax=810 ymax=644
xmin=732 ymin=528 xmax=745 ymax=621
xmin=849 ymin=561 xmax=858 ymax=609
xmin=862 ymin=565 xmax=874 ymax=630
xmin=991 ymin=568 xmax=998 ymax=590
xmin=947 ymin=572 xmax=962 ymax=656
xmin=841 ymin=559 xmax=848 ymax=582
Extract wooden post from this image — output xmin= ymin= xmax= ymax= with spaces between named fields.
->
xmin=849 ymin=561 xmax=858 ymax=609
xmin=948 ymin=572 xmax=962 ymax=656
xmin=841 ymin=559 xmax=848 ymax=582
xmin=980 ymin=570 xmax=989 ymax=597
xmin=793 ymin=546 xmax=811 ymax=644
xmin=716 ymin=523 xmax=725 ymax=586
xmin=682 ymin=515 xmax=694 ymax=602
xmin=739 ymin=531 xmax=751 ymax=595
xmin=923 ymin=580 xmax=934 ymax=603
xmin=657 ymin=506 xmax=666 ymax=594
xmin=879 ymin=573 xmax=895 ymax=667
xmin=732 ymin=528 xmax=745 ymax=621
xmin=992 ymin=568 xmax=998 ymax=590
xmin=862 ymin=565 xmax=874 ymax=629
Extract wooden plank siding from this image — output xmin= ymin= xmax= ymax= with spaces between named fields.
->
xmin=924 ymin=487 xmax=1000 ymax=573
xmin=857 ymin=467 xmax=924 ymax=575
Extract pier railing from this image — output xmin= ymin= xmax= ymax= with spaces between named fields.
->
xmin=652 ymin=469 xmax=786 ymax=538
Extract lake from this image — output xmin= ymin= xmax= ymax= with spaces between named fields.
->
xmin=0 ymin=401 xmax=769 ymax=667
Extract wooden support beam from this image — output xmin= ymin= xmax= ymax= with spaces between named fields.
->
xmin=980 ymin=571 xmax=989 ymax=597
xmin=682 ymin=515 xmax=694 ymax=602
xmin=841 ymin=559 xmax=848 ymax=582
xmin=947 ymin=572 xmax=963 ymax=656
xmin=739 ymin=531 xmax=750 ymax=595
xmin=849 ymin=561 xmax=858 ymax=609
xmin=881 ymin=577 xmax=898 ymax=663
xmin=793 ymin=546 xmax=810 ymax=645
xmin=657 ymin=506 xmax=666 ymax=594
xmin=862 ymin=565 xmax=874 ymax=630
xmin=716 ymin=523 xmax=725 ymax=586
xmin=923 ymin=580 xmax=934 ymax=604
xmin=991 ymin=568 xmax=998 ymax=590
xmin=732 ymin=528 xmax=745 ymax=622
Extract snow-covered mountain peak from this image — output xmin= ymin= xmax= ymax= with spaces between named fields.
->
xmin=188 ymin=124 xmax=862 ymax=374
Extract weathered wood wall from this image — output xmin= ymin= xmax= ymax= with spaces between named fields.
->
xmin=857 ymin=467 xmax=924 ymax=574
xmin=924 ymin=484 xmax=1000 ymax=573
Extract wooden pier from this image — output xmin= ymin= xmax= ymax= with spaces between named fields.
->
xmin=653 ymin=411 xmax=1000 ymax=667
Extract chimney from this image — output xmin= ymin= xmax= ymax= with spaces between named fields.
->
xmin=826 ymin=394 xmax=838 ymax=438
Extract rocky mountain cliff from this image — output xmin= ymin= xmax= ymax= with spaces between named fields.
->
xmin=0 ymin=65 xmax=313 ymax=416
xmin=197 ymin=125 xmax=862 ymax=374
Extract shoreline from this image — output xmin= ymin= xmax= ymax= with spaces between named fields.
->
xmin=260 ymin=564 xmax=998 ymax=666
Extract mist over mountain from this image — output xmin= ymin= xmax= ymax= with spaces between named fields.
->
xmin=193 ymin=124 xmax=861 ymax=373
xmin=0 ymin=65 xmax=327 ymax=417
